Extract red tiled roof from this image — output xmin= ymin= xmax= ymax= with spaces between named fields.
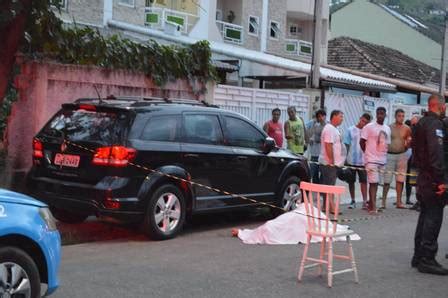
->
xmin=328 ymin=37 xmax=444 ymax=86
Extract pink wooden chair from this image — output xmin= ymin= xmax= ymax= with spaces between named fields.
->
xmin=297 ymin=181 xmax=359 ymax=288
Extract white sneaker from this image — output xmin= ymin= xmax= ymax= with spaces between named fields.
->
xmin=348 ymin=201 xmax=356 ymax=209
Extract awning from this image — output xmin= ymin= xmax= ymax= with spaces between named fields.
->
xmin=211 ymin=60 xmax=239 ymax=72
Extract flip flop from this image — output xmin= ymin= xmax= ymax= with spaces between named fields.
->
xmin=396 ymin=205 xmax=407 ymax=209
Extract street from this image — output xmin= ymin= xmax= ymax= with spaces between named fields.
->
xmin=53 ymin=204 xmax=448 ymax=297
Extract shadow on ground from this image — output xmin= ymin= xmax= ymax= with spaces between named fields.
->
xmin=59 ymin=207 xmax=274 ymax=245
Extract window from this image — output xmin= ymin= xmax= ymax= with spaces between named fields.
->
xmin=166 ymin=14 xmax=185 ymax=27
xmin=141 ymin=116 xmax=180 ymax=142
xmin=119 ymin=0 xmax=135 ymax=7
xmin=145 ymin=11 xmax=160 ymax=25
xmin=286 ymin=41 xmax=297 ymax=53
xmin=270 ymin=21 xmax=280 ymax=39
xmin=43 ymin=109 xmax=127 ymax=144
xmin=298 ymin=40 xmax=312 ymax=56
xmin=248 ymin=15 xmax=259 ymax=36
xmin=224 ymin=116 xmax=265 ymax=149
xmin=183 ymin=115 xmax=223 ymax=145
xmin=289 ymin=24 xmax=297 ymax=35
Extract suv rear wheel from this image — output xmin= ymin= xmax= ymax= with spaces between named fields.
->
xmin=0 ymin=246 xmax=41 ymax=298
xmin=142 ymin=184 xmax=186 ymax=240
xmin=279 ymin=176 xmax=301 ymax=211
xmin=50 ymin=206 xmax=88 ymax=224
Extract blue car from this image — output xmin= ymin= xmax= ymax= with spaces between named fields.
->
xmin=0 ymin=188 xmax=61 ymax=297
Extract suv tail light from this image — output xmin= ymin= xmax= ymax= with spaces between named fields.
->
xmin=33 ymin=138 xmax=44 ymax=158
xmin=92 ymin=146 xmax=136 ymax=167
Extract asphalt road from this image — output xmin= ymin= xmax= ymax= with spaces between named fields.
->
xmin=53 ymin=205 xmax=448 ymax=298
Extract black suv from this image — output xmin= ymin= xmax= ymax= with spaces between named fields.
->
xmin=28 ymin=97 xmax=309 ymax=240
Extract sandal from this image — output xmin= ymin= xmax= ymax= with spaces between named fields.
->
xmin=396 ymin=205 xmax=407 ymax=209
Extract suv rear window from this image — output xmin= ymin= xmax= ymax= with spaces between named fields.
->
xmin=41 ymin=108 xmax=129 ymax=144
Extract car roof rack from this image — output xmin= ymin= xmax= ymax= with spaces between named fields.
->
xmin=74 ymin=95 xmax=220 ymax=108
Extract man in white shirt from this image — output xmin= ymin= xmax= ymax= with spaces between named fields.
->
xmin=319 ymin=110 xmax=346 ymax=213
xmin=360 ymin=107 xmax=391 ymax=214
xmin=343 ymin=113 xmax=371 ymax=210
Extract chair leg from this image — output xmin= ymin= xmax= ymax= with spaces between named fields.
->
xmin=317 ymin=237 xmax=326 ymax=276
xmin=347 ymin=235 xmax=359 ymax=283
xmin=298 ymin=234 xmax=311 ymax=282
xmin=327 ymin=238 xmax=333 ymax=288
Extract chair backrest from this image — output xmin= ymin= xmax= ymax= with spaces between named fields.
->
xmin=299 ymin=181 xmax=346 ymax=236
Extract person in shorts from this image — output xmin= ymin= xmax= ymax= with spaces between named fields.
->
xmin=380 ymin=109 xmax=412 ymax=209
xmin=360 ymin=107 xmax=391 ymax=214
xmin=319 ymin=110 xmax=346 ymax=213
xmin=343 ymin=113 xmax=371 ymax=209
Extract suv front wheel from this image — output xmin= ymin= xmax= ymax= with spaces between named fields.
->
xmin=142 ymin=184 xmax=186 ymax=240
xmin=279 ymin=176 xmax=302 ymax=211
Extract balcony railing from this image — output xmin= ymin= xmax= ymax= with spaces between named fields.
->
xmin=216 ymin=20 xmax=243 ymax=44
xmin=286 ymin=39 xmax=313 ymax=58
xmin=144 ymin=7 xmax=198 ymax=34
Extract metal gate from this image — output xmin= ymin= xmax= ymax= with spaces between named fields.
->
xmin=213 ymin=85 xmax=310 ymax=128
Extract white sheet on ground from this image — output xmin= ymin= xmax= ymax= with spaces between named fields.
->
xmin=237 ymin=204 xmax=361 ymax=245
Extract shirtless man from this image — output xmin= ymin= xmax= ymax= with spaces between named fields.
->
xmin=381 ymin=109 xmax=412 ymax=209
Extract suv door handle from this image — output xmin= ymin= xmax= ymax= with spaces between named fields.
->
xmin=184 ymin=153 xmax=199 ymax=158
xmin=236 ymin=156 xmax=248 ymax=160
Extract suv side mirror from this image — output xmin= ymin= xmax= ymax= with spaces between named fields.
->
xmin=262 ymin=137 xmax=276 ymax=154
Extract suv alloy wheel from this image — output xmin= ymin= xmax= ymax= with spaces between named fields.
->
xmin=142 ymin=184 xmax=186 ymax=240
xmin=280 ymin=176 xmax=301 ymax=211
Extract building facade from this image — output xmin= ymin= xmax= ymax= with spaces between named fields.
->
xmin=54 ymin=0 xmax=329 ymax=64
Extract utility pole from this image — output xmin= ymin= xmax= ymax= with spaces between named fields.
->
xmin=310 ymin=0 xmax=323 ymax=89
xmin=439 ymin=3 xmax=448 ymax=101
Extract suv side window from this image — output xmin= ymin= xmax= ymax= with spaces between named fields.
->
xmin=141 ymin=115 xmax=180 ymax=142
xmin=183 ymin=114 xmax=223 ymax=145
xmin=224 ymin=116 xmax=265 ymax=149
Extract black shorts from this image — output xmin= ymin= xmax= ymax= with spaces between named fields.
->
xmin=346 ymin=165 xmax=367 ymax=184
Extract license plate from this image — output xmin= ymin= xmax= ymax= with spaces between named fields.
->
xmin=54 ymin=153 xmax=80 ymax=168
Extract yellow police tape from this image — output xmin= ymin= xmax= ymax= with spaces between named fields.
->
xmin=53 ymin=139 xmax=417 ymax=224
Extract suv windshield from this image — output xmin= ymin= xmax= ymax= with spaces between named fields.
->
xmin=42 ymin=108 xmax=129 ymax=144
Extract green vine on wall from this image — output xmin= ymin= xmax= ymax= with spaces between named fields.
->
xmin=39 ymin=27 xmax=216 ymax=94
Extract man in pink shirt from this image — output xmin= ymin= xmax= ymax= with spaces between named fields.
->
xmin=263 ymin=108 xmax=283 ymax=147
